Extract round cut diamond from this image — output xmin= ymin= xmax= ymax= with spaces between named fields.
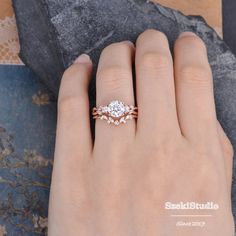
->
xmin=108 ymin=100 xmax=126 ymax=118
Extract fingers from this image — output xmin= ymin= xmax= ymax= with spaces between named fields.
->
xmin=135 ymin=29 xmax=181 ymax=140
xmin=174 ymin=32 xmax=218 ymax=143
xmin=94 ymin=41 xmax=136 ymax=152
xmin=49 ymin=56 xmax=93 ymax=235
xmin=55 ymin=54 xmax=93 ymax=169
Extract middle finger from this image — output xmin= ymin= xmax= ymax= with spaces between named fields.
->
xmin=135 ymin=29 xmax=181 ymax=140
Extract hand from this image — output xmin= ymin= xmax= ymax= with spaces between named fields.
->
xmin=48 ymin=30 xmax=234 ymax=236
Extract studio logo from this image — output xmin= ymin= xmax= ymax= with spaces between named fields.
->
xmin=165 ymin=202 xmax=219 ymax=210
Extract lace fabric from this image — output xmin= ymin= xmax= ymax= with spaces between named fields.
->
xmin=0 ymin=16 xmax=22 ymax=65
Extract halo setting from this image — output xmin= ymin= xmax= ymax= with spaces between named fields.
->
xmin=92 ymin=100 xmax=138 ymax=126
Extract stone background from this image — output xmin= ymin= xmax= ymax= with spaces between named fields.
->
xmin=0 ymin=0 xmax=222 ymax=65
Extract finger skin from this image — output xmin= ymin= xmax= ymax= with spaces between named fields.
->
xmin=94 ymin=41 xmax=136 ymax=153
xmin=174 ymin=32 xmax=218 ymax=143
xmin=49 ymin=54 xmax=93 ymax=236
xmin=217 ymin=121 xmax=234 ymax=191
xmin=135 ymin=29 xmax=181 ymax=141
xmin=56 ymin=54 xmax=93 ymax=168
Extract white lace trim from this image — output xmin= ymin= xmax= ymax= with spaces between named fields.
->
xmin=0 ymin=16 xmax=23 ymax=65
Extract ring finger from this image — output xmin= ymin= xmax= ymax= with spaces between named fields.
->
xmin=94 ymin=41 xmax=136 ymax=153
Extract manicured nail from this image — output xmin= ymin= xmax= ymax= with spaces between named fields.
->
xmin=74 ymin=54 xmax=91 ymax=64
xmin=178 ymin=31 xmax=197 ymax=38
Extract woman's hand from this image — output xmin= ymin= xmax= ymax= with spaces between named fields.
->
xmin=48 ymin=30 xmax=234 ymax=236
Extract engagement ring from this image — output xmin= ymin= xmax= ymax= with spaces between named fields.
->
xmin=92 ymin=100 xmax=138 ymax=126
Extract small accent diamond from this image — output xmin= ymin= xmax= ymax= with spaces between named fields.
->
xmin=108 ymin=117 xmax=114 ymax=123
xmin=102 ymin=106 xmax=109 ymax=113
xmin=120 ymin=117 xmax=125 ymax=123
xmin=125 ymin=105 xmax=130 ymax=112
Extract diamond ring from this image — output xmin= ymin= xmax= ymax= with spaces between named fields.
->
xmin=92 ymin=100 xmax=138 ymax=126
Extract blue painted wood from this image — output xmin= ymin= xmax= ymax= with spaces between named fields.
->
xmin=0 ymin=65 xmax=56 ymax=235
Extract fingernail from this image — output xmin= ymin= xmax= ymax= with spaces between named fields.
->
xmin=74 ymin=54 xmax=91 ymax=64
xmin=178 ymin=31 xmax=197 ymax=38
xmin=123 ymin=40 xmax=134 ymax=46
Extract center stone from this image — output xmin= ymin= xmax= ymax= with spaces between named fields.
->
xmin=108 ymin=100 xmax=126 ymax=118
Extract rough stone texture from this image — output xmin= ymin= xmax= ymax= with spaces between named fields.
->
xmin=11 ymin=0 xmax=236 ymax=230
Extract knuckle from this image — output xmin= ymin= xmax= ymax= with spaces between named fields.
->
xmin=140 ymin=52 xmax=171 ymax=71
xmin=178 ymin=65 xmax=212 ymax=87
xmin=97 ymin=66 xmax=131 ymax=91
xmin=58 ymin=95 xmax=82 ymax=114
